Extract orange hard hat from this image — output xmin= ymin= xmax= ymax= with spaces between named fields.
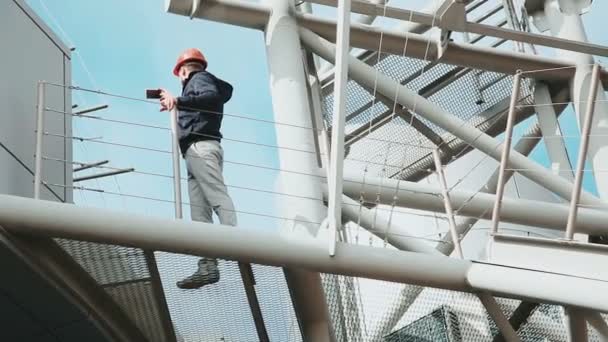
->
xmin=173 ymin=48 xmax=208 ymax=76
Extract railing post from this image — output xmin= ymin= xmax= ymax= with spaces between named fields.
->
xmin=490 ymin=71 xmax=522 ymax=235
xmin=170 ymin=107 xmax=183 ymax=219
xmin=565 ymin=63 xmax=601 ymax=240
xmin=327 ymin=0 xmax=351 ymax=257
xmin=432 ymin=149 xmax=464 ymax=259
xmin=34 ymin=81 xmax=46 ymax=200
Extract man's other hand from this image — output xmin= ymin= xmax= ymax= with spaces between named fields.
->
xmin=159 ymin=89 xmax=177 ymax=112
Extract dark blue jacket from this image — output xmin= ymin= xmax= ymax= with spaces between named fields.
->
xmin=177 ymin=71 xmax=233 ymax=154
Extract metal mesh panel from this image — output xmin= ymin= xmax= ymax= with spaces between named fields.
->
xmin=155 ymin=252 xmax=302 ymax=342
xmin=56 ymin=240 xmax=303 ymax=342
xmin=55 ymin=239 xmax=167 ymax=342
xmin=105 ymin=280 xmax=167 ymax=339
xmin=322 ymin=55 xmax=533 ymax=181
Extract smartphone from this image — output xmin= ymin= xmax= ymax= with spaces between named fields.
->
xmin=146 ymin=89 xmax=162 ymax=99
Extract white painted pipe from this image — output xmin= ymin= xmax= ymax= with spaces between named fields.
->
xmin=326 ymin=0 xmax=351 ymax=256
xmin=478 ymin=293 xmax=521 ymax=342
xmin=339 ymin=173 xmax=608 ymax=235
xmin=3 ymin=194 xmax=608 ymax=312
xmin=165 ymin=0 xmax=270 ymax=30
xmin=263 ymin=0 xmax=332 ymax=340
xmin=0 ymin=194 xmax=470 ymax=290
xmin=338 ymin=194 xmax=441 ymax=255
xmin=432 ymin=149 xmax=464 ymax=258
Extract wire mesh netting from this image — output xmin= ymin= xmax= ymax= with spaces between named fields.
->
xmin=55 ymin=239 xmax=168 ymax=342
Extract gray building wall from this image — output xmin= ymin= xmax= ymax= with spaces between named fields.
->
xmin=0 ymin=0 xmax=72 ymax=202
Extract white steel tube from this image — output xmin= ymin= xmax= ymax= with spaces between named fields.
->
xmin=327 ymin=0 xmax=351 ymax=256
xmin=432 ymin=149 xmax=463 ymax=259
xmin=565 ymin=64 xmax=601 ymax=240
xmin=299 ymin=28 xmax=603 ymax=207
xmin=339 ymin=193 xmax=441 ymax=254
xmin=165 ymin=0 xmax=270 ymax=30
xmin=170 ymin=108 xmax=183 ymax=219
xmin=339 ymin=173 xmax=608 ymax=235
xmin=0 ymin=194 xmax=471 ymax=290
xmin=4 ymin=194 xmax=608 ymax=311
xmin=478 ymin=293 xmax=521 ymax=342
xmin=34 ymin=81 xmax=45 ymax=200
xmin=490 ymin=72 xmax=521 ymax=235
xmin=264 ymin=0 xmax=332 ymax=340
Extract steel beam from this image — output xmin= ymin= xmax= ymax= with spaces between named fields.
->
xmin=5 ymin=194 xmax=608 ymax=312
xmin=479 ymin=293 xmax=521 ymax=342
xmin=338 ymin=194 xmax=441 ymax=254
xmin=340 ymin=172 xmax=608 ymax=235
xmin=165 ymin=0 xmax=270 ymax=30
xmin=263 ymin=0 xmax=332 ymax=340
xmin=326 ymin=0 xmax=351 ymax=256
xmin=297 ymin=13 xmax=594 ymax=82
xmin=300 ymin=28 xmax=603 ymax=206
xmin=432 ymin=149 xmax=463 ymax=258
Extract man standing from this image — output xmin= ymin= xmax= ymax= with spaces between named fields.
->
xmin=159 ymin=48 xmax=237 ymax=289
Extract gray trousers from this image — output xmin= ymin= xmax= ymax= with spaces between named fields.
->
xmin=185 ymin=140 xmax=237 ymax=226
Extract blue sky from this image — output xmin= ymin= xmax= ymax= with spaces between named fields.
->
xmin=25 ymin=0 xmax=608 ymax=225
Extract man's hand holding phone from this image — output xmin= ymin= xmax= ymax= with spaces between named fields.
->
xmin=147 ymin=88 xmax=177 ymax=112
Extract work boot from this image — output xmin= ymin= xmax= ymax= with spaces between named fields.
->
xmin=176 ymin=258 xmax=220 ymax=289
